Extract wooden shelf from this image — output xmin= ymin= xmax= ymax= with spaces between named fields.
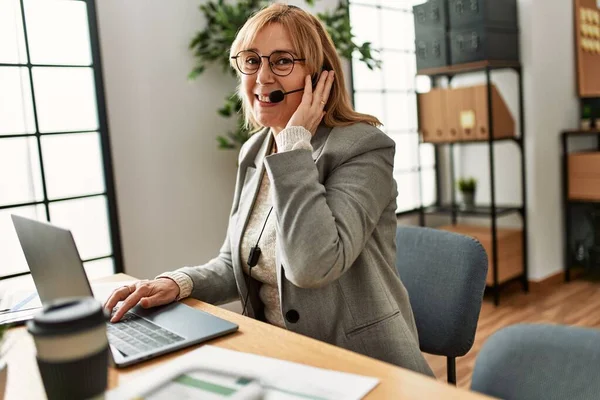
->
xmin=562 ymin=129 xmax=600 ymax=135
xmin=422 ymin=136 xmax=520 ymax=145
xmin=568 ymin=199 xmax=600 ymax=205
xmin=424 ymin=204 xmax=523 ymax=218
xmin=416 ymin=60 xmax=522 ymax=77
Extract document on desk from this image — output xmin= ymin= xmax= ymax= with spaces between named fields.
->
xmin=0 ymin=281 xmax=136 ymax=325
xmin=106 ymin=345 xmax=379 ymax=400
xmin=0 ymin=288 xmax=42 ymax=325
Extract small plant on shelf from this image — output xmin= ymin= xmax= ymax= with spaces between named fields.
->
xmin=581 ymin=104 xmax=592 ymax=130
xmin=457 ymin=177 xmax=477 ymax=210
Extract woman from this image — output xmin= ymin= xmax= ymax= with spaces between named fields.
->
xmin=105 ymin=3 xmax=433 ymax=376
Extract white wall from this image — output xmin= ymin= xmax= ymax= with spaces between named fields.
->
xmin=96 ymin=0 xmax=239 ymax=280
xmin=454 ymin=0 xmax=580 ymax=280
xmin=525 ymin=0 xmax=579 ymax=280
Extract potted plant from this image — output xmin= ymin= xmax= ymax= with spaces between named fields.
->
xmin=457 ymin=177 xmax=477 ymax=210
xmin=188 ymin=0 xmax=381 ymax=149
xmin=581 ymin=104 xmax=592 ymax=130
xmin=0 ymin=325 xmax=6 ymax=400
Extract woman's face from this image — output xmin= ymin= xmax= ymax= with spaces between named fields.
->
xmin=239 ymin=23 xmax=308 ymax=134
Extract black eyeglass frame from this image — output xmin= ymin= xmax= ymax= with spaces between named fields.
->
xmin=231 ymin=50 xmax=306 ymax=77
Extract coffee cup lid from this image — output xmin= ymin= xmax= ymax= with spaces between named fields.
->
xmin=27 ymin=297 xmax=108 ymax=337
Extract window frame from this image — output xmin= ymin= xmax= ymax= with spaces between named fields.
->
xmin=0 ymin=0 xmax=123 ymax=280
xmin=348 ymin=0 xmax=438 ymax=216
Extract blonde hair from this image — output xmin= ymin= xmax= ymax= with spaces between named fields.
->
xmin=229 ymin=3 xmax=382 ymax=132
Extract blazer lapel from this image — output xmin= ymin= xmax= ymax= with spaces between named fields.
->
xmin=236 ymin=129 xmax=273 ymax=249
xmin=311 ymin=123 xmax=332 ymax=161
xmin=231 ymin=129 xmax=273 ymax=315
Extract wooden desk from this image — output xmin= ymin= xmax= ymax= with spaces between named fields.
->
xmin=4 ymin=274 xmax=492 ymax=399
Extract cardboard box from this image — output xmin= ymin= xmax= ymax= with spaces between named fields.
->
xmin=419 ymin=84 xmax=515 ymax=143
xmin=418 ymin=88 xmax=449 ymax=143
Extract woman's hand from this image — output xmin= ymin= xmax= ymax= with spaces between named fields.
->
xmin=285 ymin=70 xmax=335 ymax=135
xmin=103 ymin=278 xmax=180 ymax=322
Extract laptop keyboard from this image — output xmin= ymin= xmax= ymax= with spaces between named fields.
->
xmin=106 ymin=312 xmax=185 ymax=357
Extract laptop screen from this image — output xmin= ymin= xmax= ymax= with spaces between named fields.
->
xmin=11 ymin=215 xmax=94 ymax=304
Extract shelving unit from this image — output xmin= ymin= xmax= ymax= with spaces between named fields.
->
xmin=561 ymin=129 xmax=600 ymax=282
xmin=415 ymin=60 xmax=529 ymax=306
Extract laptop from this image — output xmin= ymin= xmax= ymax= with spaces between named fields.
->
xmin=11 ymin=214 xmax=239 ymax=368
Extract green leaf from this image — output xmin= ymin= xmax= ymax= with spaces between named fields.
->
xmin=217 ymin=136 xmax=236 ymax=149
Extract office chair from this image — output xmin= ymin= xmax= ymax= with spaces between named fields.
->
xmin=471 ymin=323 xmax=600 ymax=400
xmin=395 ymin=225 xmax=488 ymax=384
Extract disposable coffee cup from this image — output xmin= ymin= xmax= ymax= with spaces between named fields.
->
xmin=27 ymin=297 xmax=109 ymax=400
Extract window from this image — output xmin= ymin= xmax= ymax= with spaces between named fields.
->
xmin=0 ymin=0 xmax=122 ymax=280
xmin=349 ymin=0 xmax=436 ymax=213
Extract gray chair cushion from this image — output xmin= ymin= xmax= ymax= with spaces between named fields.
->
xmin=471 ymin=323 xmax=600 ymax=400
xmin=395 ymin=225 xmax=488 ymax=357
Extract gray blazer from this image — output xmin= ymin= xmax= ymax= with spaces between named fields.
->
xmin=179 ymin=123 xmax=433 ymax=376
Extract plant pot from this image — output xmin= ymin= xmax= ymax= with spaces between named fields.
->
xmin=581 ymin=118 xmax=592 ymax=130
xmin=0 ymin=359 xmax=6 ymax=400
xmin=595 ymin=118 xmax=600 ymax=130
xmin=461 ymin=191 xmax=476 ymax=210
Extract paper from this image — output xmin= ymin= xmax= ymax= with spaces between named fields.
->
xmin=142 ymin=371 xmax=265 ymax=400
xmin=106 ymin=345 xmax=379 ymax=400
xmin=0 ymin=280 xmax=137 ymax=325
xmin=0 ymin=290 xmax=41 ymax=312
xmin=460 ymin=110 xmax=475 ymax=129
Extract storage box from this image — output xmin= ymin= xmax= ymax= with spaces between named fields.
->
xmin=448 ymin=0 xmax=518 ymax=29
xmin=418 ymin=88 xmax=449 ymax=143
xmin=414 ymin=0 xmax=449 ymax=35
xmin=445 ymin=86 xmax=473 ymax=141
xmin=449 ymin=25 xmax=519 ymax=64
xmin=470 ymin=84 xmax=515 ymax=140
xmin=439 ymin=224 xmax=523 ymax=285
xmin=568 ymin=152 xmax=600 ymax=200
xmin=415 ymin=29 xmax=451 ymax=70
xmin=419 ymin=84 xmax=515 ymax=143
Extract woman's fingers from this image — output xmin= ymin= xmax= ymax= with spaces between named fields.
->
xmin=103 ymin=284 xmax=134 ymax=313
xmin=309 ymin=70 xmax=334 ymax=132
xmin=321 ymin=70 xmax=335 ymax=106
xmin=300 ymin=75 xmax=312 ymax=106
xmin=110 ymin=284 xmax=151 ymax=322
xmin=285 ymin=71 xmax=334 ymax=134
xmin=311 ymin=70 xmax=329 ymax=108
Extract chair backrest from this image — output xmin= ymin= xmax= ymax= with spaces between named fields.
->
xmin=395 ymin=225 xmax=488 ymax=357
xmin=471 ymin=323 xmax=600 ymax=400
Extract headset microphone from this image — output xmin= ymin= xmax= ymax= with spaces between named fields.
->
xmin=268 ymin=73 xmax=321 ymax=103
xmin=268 ymin=87 xmax=304 ymax=103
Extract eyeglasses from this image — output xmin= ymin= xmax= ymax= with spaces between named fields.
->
xmin=231 ymin=50 xmax=305 ymax=77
